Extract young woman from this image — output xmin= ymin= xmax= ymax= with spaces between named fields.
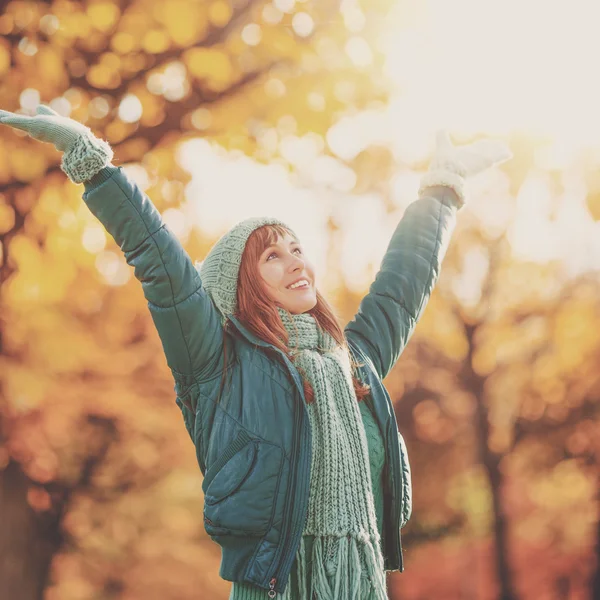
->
xmin=0 ymin=106 xmax=511 ymax=599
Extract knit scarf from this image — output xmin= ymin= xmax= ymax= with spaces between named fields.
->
xmin=278 ymin=308 xmax=387 ymax=600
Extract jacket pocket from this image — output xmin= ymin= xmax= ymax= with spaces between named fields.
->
xmin=202 ymin=429 xmax=284 ymax=537
xmin=398 ymin=431 xmax=412 ymax=528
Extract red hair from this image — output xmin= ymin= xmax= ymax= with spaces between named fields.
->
xmin=234 ymin=224 xmax=370 ymax=404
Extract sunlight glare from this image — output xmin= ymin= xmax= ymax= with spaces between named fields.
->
xmin=382 ymin=0 xmax=600 ymax=146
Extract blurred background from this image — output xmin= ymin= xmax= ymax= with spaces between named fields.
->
xmin=1 ymin=0 xmax=599 ymax=598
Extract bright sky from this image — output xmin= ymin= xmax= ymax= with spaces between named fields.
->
xmin=382 ymin=0 xmax=600 ymax=144
xmin=171 ymin=0 xmax=600 ymax=296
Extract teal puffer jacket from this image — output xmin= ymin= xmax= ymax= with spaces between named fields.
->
xmin=82 ymin=166 xmax=458 ymax=596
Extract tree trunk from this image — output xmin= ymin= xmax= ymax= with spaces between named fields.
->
xmin=484 ymin=453 xmax=519 ymax=600
xmin=463 ymin=323 xmax=520 ymax=600
xmin=0 ymin=459 xmax=62 ymax=600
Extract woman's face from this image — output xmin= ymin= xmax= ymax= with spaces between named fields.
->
xmin=258 ymin=232 xmax=317 ymax=314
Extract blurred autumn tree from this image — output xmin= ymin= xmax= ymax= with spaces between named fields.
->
xmin=2 ymin=2 xmax=600 ymax=600
xmin=379 ymin=190 xmax=600 ymax=599
xmin=0 ymin=0 xmax=395 ymax=598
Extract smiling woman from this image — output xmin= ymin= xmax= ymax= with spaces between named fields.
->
xmin=256 ymin=229 xmax=317 ymax=315
xmin=233 ymin=221 xmax=370 ymax=409
xmin=0 ymin=104 xmax=511 ymax=599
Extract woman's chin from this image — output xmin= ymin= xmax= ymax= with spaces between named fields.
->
xmin=286 ymin=296 xmax=317 ymax=314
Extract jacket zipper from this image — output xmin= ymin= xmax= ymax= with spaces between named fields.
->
xmin=227 ymin=319 xmax=309 ymax=596
xmin=388 ymin=419 xmax=403 ymax=571
xmin=267 ymin=368 xmax=307 ymax=596
xmin=227 ymin=319 xmax=307 ymax=597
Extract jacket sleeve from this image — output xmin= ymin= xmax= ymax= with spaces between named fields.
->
xmin=82 ymin=165 xmax=223 ymax=380
xmin=344 ymin=186 xmax=458 ymax=381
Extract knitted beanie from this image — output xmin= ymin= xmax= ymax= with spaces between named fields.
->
xmin=198 ymin=216 xmax=298 ymax=319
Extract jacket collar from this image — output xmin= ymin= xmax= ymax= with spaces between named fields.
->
xmin=227 ymin=315 xmax=306 ymax=399
xmin=227 ymin=315 xmax=271 ymax=347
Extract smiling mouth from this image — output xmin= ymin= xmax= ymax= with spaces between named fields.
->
xmin=287 ymin=279 xmax=310 ymax=290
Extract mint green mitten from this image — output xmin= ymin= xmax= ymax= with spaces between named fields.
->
xmin=0 ymin=105 xmax=113 ymax=184
xmin=419 ymin=130 xmax=512 ymax=207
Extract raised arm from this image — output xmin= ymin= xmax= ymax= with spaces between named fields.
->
xmin=0 ymin=105 xmax=224 ymax=381
xmin=345 ymin=131 xmax=512 ymax=381
xmin=345 ymin=187 xmax=458 ymax=380
xmin=82 ymin=166 xmax=224 ymax=380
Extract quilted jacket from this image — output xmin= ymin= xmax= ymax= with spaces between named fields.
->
xmin=82 ymin=165 xmax=458 ymax=595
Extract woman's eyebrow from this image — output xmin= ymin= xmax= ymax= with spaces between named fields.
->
xmin=265 ymin=239 xmax=300 ymax=250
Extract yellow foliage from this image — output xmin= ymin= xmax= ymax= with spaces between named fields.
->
xmin=0 ymin=140 xmax=11 ymax=182
xmin=0 ymin=201 xmax=15 ymax=234
xmin=9 ymin=146 xmax=50 ymax=182
xmin=8 ymin=233 xmax=43 ymax=273
xmin=0 ymin=43 xmax=10 ymax=76
xmin=446 ymin=467 xmax=493 ymax=536
xmin=110 ymin=30 xmax=137 ymax=54
xmin=35 ymin=182 xmax=66 ymax=221
xmin=87 ymin=63 xmax=121 ymax=89
xmin=99 ymin=51 xmax=121 ymax=70
xmin=87 ymin=1 xmax=121 ymax=32
xmin=528 ymin=460 xmax=594 ymax=511
xmin=4 ymin=363 xmax=48 ymax=410
xmin=162 ymin=0 xmax=208 ymax=46
xmin=262 ymin=26 xmax=298 ymax=58
xmin=185 ymin=47 xmax=234 ymax=84
xmin=35 ymin=46 xmax=68 ymax=88
xmin=104 ymin=119 xmax=137 ymax=144
xmin=208 ymin=0 xmax=233 ymax=27
xmin=142 ymin=29 xmax=171 ymax=54
xmin=553 ymin=301 xmax=600 ymax=371
xmin=0 ymin=13 xmax=13 ymax=36
xmin=61 ymin=12 xmax=93 ymax=40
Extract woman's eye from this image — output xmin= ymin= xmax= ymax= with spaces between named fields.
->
xmin=266 ymin=248 xmax=301 ymax=260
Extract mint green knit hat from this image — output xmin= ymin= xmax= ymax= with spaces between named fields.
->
xmin=198 ymin=216 xmax=298 ymax=319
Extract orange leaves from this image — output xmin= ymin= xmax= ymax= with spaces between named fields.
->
xmin=413 ymin=398 xmax=455 ymax=444
xmin=27 ymin=486 xmax=53 ymax=511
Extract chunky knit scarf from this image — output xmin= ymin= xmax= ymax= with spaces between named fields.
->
xmin=278 ymin=308 xmax=387 ymax=600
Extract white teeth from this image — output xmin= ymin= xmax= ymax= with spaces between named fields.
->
xmin=289 ymin=279 xmax=309 ymax=289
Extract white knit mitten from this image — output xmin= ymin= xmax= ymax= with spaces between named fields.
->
xmin=419 ymin=130 xmax=512 ymax=207
xmin=0 ymin=105 xmax=113 ymax=184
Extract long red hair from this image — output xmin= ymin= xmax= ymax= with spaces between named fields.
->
xmin=234 ymin=224 xmax=370 ymax=404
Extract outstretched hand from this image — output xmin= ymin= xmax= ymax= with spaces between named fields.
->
xmin=430 ymin=130 xmax=513 ymax=178
xmin=0 ymin=104 xmax=92 ymax=152
xmin=0 ymin=104 xmax=113 ymax=184
xmin=419 ymin=130 xmax=513 ymax=207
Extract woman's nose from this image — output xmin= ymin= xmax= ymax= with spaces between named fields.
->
xmin=288 ymin=254 xmax=305 ymax=271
